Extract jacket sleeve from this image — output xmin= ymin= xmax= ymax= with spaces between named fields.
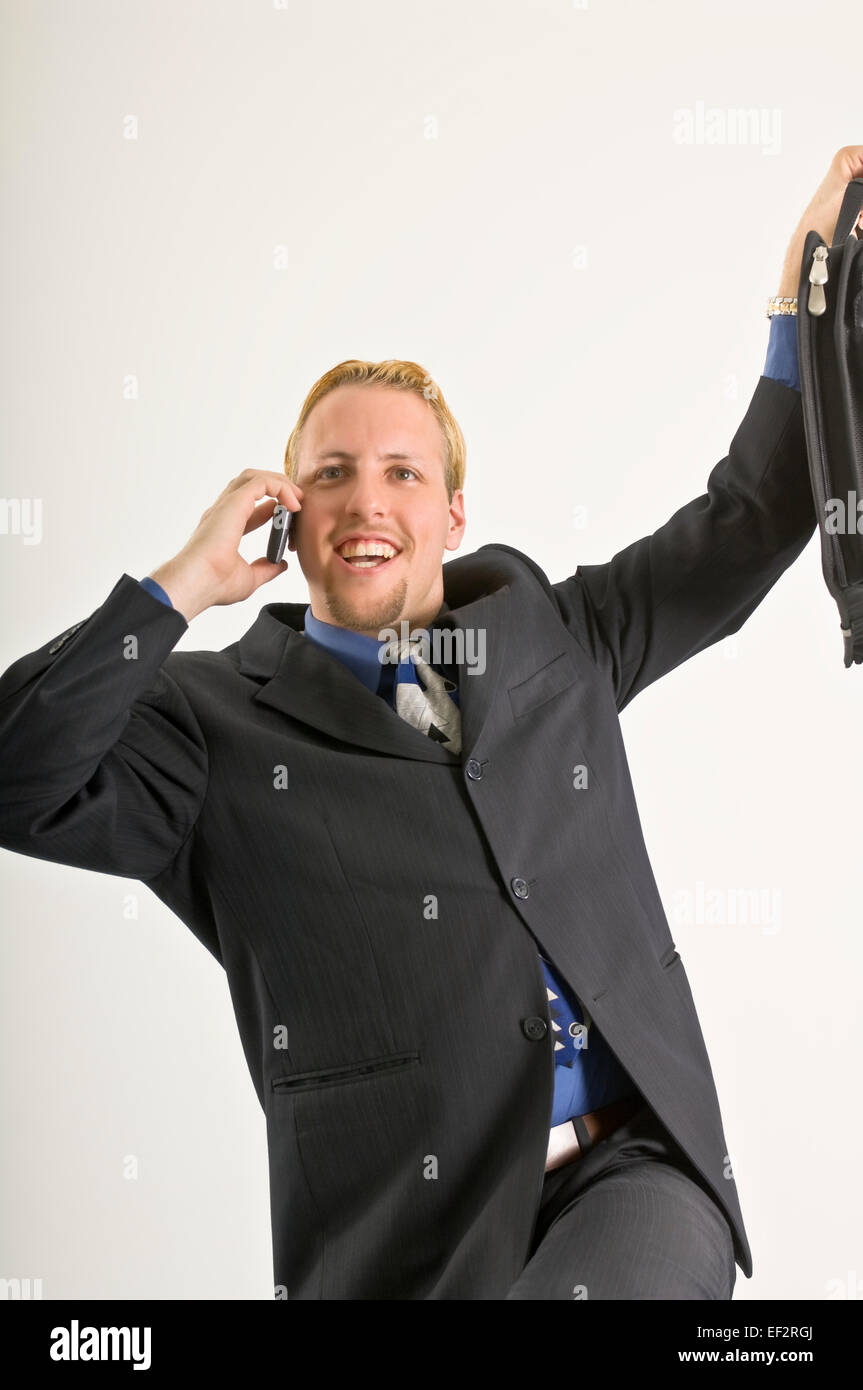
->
xmin=0 ymin=574 xmax=208 ymax=880
xmin=551 ymin=375 xmax=817 ymax=711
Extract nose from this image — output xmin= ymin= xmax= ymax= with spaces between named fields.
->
xmin=341 ymin=475 xmax=387 ymax=522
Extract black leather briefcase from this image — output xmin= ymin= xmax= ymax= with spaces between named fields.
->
xmin=797 ymin=176 xmax=863 ymax=666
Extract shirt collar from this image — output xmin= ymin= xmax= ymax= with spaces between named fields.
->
xmin=301 ymin=606 xmax=394 ymax=694
xmin=301 ymin=601 xmax=455 ymax=695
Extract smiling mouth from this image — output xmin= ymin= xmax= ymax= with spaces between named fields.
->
xmin=335 ymin=549 xmax=401 ymax=572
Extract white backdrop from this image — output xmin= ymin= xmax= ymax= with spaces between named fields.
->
xmin=1 ymin=0 xmax=860 ymax=1301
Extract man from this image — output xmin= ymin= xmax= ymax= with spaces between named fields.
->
xmin=1 ymin=147 xmax=860 ymax=1300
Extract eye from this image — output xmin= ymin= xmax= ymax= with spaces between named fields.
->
xmin=315 ymin=465 xmax=418 ymax=481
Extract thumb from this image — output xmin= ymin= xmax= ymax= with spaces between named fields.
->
xmin=248 ymin=557 xmax=288 ymax=591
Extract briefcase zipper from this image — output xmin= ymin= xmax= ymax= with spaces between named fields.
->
xmin=798 ymin=233 xmax=848 ymax=590
xmin=271 ymin=1049 xmax=420 ymax=1093
xmin=806 ymin=244 xmax=829 ymax=317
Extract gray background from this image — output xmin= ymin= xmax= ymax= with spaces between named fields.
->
xmin=1 ymin=0 xmax=860 ymax=1299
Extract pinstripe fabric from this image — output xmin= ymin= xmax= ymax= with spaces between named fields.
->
xmin=0 ymin=374 xmax=815 ymax=1299
xmin=507 ymin=1102 xmax=736 ymax=1300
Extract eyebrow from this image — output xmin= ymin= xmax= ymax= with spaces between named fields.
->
xmin=312 ymin=450 xmax=424 ymax=463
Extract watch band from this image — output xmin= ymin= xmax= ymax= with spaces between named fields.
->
xmin=767 ymin=295 xmax=798 ymax=318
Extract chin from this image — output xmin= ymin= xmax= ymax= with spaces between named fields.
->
xmin=323 ymin=577 xmax=410 ymax=633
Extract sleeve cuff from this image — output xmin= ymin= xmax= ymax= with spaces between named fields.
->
xmin=763 ymin=312 xmax=800 ymax=393
xmin=139 ymin=576 xmax=174 ymax=609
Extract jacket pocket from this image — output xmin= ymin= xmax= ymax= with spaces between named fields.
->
xmin=659 ymin=943 xmax=681 ymax=969
xmin=508 ymin=651 xmax=578 ymax=720
xmin=272 ymin=1049 xmax=420 ymax=1095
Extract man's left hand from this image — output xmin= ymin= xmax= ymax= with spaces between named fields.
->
xmin=777 ymin=144 xmax=863 ymax=297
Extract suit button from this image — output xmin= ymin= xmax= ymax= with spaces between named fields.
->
xmin=511 ymin=877 xmax=529 ymax=899
xmin=522 ymin=1016 xmax=548 ymax=1041
xmin=465 ymin=758 xmax=483 ymax=780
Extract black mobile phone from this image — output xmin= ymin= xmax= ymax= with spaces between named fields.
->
xmin=267 ymin=504 xmax=295 ymax=564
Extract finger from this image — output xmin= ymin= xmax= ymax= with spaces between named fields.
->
xmin=235 ymin=479 xmax=305 ymax=526
xmin=242 ymin=496 xmax=286 ymax=536
xmin=225 ymin=469 xmax=304 ymax=499
xmin=242 ymin=493 xmax=303 ymax=537
xmin=247 ymin=555 xmax=289 ymax=590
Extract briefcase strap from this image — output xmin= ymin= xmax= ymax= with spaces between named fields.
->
xmin=834 ymin=178 xmax=863 ymax=245
xmin=838 ymin=585 xmax=863 ymax=667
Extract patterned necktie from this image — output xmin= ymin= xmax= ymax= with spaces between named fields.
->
xmin=380 ymin=636 xmax=462 ymax=755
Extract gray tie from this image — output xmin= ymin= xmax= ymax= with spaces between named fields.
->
xmin=380 ymin=636 xmax=462 ymax=755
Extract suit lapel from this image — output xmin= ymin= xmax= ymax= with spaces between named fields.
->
xmin=234 ymin=580 xmax=511 ymax=764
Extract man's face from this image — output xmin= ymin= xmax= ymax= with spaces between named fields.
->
xmin=290 ymin=383 xmax=466 ymax=638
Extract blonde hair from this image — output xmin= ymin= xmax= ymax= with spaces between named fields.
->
xmin=283 ymin=359 xmax=466 ymax=502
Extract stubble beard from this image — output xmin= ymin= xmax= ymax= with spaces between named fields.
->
xmin=321 ymin=572 xmax=410 ymax=638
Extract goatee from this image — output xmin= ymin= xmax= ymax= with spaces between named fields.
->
xmin=322 ymin=575 xmax=410 ymax=638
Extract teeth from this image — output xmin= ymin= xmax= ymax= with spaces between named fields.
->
xmin=337 ymin=540 xmax=398 ymax=560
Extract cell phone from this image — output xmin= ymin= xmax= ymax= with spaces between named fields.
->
xmin=267 ymin=504 xmax=295 ymax=564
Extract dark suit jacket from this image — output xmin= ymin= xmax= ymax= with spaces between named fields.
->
xmin=0 ymin=375 xmax=815 ymax=1298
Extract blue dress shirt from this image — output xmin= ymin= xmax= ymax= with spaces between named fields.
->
xmin=762 ymin=311 xmax=800 ymax=391
xmin=137 ymin=318 xmax=800 ymax=1126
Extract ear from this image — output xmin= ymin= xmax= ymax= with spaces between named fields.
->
xmin=445 ymin=489 xmax=466 ymax=551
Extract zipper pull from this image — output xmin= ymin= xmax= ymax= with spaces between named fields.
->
xmin=807 ymin=245 xmax=829 ymax=316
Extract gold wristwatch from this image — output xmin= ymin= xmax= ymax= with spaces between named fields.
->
xmin=766 ymin=295 xmax=798 ymax=318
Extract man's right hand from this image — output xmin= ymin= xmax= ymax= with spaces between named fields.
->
xmin=147 ymin=470 xmax=304 ymax=621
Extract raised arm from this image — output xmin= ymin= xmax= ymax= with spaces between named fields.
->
xmin=552 ymin=145 xmax=863 ymax=710
xmin=0 ymin=468 xmax=303 ymax=879
xmin=552 ymin=374 xmax=814 ymax=710
xmin=0 ymin=576 xmax=207 ymax=879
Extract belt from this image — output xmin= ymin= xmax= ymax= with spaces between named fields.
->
xmin=545 ymin=1094 xmax=641 ymax=1173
